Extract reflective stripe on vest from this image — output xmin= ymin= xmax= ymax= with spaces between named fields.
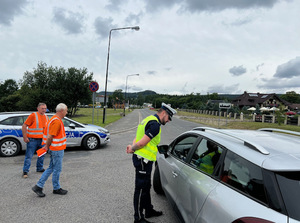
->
xmin=134 ymin=115 xmax=161 ymax=161
xmin=27 ymin=112 xmax=49 ymax=138
xmin=42 ymin=115 xmax=66 ymax=151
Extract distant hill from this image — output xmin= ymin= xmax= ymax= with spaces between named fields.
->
xmin=96 ymin=91 xmax=253 ymax=101
xmin=97 ymin=90 xmax=157 ymax=98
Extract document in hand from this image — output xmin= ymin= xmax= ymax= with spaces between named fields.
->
xmin=37 ymin=148 xmax=47 ymax=157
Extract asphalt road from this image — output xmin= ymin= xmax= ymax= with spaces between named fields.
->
xmin=0 ymin=109 xmax=201 ymax=223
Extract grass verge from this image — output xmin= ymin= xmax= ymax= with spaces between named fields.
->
xmin=70 ymin=108 xmax=129 ymax=128
xmin=177 ymin=111 xmax=300 ymax=132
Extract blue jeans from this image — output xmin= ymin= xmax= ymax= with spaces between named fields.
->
xmin=37 ymin=150 xmax=64 ymax=190
xmin=23 ymin=138 xmax=44 ymax=173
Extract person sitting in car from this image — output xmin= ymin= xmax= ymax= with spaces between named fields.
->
xmin=195 ymin=141 xmax=220 ymax=174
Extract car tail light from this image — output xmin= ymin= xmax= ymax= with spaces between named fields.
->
xmin=233 ymin=217 xmax=274 ymax=223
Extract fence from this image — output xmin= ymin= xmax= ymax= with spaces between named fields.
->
xmin=178 ymin=109 xmax=300 ymax=126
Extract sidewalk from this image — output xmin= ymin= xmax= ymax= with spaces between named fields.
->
xmin=105 ymin=109 xmax=141 ymax=134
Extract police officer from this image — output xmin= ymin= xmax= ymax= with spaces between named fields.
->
xmin=126 ymin=103 xmax=176 ymax=223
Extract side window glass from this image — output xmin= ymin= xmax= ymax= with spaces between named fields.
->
xmin=16 ymin=116 xmax=28 ymax=126
xmin=0 ymin=117 xmax=18 ymax=125
xmin=62 ymin=118 xmax=71 ymax=127
xmin=0 ymin=118 xmax=12 ymax=125
xmin=171 ymin=135 xmax=198 ymax=162
xmin=190 ymin=139 xmax=223 ymax=175
xmin=221 ymin=151 xmax=267 ymax=204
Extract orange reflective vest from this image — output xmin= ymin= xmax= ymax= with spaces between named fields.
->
xmin=26 ymin=112 xmax=49 ymax=138
xmin=42 ymin=115 xmax=66 ymax=151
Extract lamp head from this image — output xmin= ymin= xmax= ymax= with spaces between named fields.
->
xmin=132 ymin=26 xmax=140 ymax=31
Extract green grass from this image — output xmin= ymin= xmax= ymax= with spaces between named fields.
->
xmin=70 ymin=108 xmax=130 ymax=127
xmin=177 ymin=111 xmax=300 ymax=132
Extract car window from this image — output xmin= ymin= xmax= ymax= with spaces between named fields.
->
xmin=190 ymin=139 xmax=223 ymax=175
xmin=275 ymin=171 xmax=300 ymax=221
xmin=0 ymin=116 xmax=28 ymax=126
xmin=62 ymin=118 xmax=82 ymax=128
xmin=220 ymin=150 xmax=267 ymax=204
xmin=171 ymin=135 xmax=198 ymax=162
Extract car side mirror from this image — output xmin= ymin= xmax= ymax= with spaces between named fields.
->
xmin=158 ymin=145 xmax=169 ymax=158
xmin=69 ymin=123 xmax=76 ymax=129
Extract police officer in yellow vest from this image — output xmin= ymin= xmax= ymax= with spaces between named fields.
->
xmin=126 ymin=103 xmax=176 ymax=223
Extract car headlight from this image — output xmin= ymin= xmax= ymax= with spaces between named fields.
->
xmin=98 ymin=129 xmax=109 ymax=134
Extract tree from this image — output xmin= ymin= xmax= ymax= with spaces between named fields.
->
xmin=280 ymin=91 xmax=300 ymax=103
xmin=0 ymin=79 xmax=19 ymax=112
xmin=19 ymin=62 xmax=93 ymax=116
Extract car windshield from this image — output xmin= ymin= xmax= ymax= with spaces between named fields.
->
xmin=276 ymin=171 xmax=300 ymax=221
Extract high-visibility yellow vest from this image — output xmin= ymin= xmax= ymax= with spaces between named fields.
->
xmin=199 ymin=152 xmax=215 ymax=174
xmin=134 ymin=115 xmax=161 ymax=161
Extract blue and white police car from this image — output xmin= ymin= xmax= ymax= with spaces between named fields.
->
xmin=0 ymin=112 xmax=110 ymax=157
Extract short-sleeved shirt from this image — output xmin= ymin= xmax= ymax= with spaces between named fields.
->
xmin=144 ymin=114 xmax=161 ymax=139
xmin=24 ymin=113 xmax=48 ymax=128
xmin=48 ymin=120 xmax=62 ymax=136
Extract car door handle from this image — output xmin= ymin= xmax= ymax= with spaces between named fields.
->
xmin=172 ymin=171 xmax=178 ymax=178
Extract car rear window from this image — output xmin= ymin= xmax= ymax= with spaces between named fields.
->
xmin=276 ymin=172 xmax=300 ymax=221
xmin=0 ymin=116 xmax=28 ymax=126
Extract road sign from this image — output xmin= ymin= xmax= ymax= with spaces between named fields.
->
xmin=219 ymin=103 xmax=231 ymax=109
xmin=89 ymin=81 xmax=99 ymax=92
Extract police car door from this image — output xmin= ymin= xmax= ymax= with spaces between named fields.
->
xmin=62 ymin=118 xmax=81 ymax=146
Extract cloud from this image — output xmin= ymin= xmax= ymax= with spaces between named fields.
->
xmin=145 ymin=0 xmax=181 ymax=12
xmin=258 ymin=76 xmax=300 ymax=90
xmin=144 ymin=0 xmax=280 ymax=13
xmin=147 ymin=71 xmax=156 ymax=75
xmin=0 ymin=0 xmax=29 ymax=26
xmin=274 ymin=57 xmax=300 ymax=78
xmin=207 ymin=83 xmax=240 ymax=94
xmin=125 ymin=12 xmax=143 ymax=25
xmin=256 ymin=63 xmax=264 ymax=71
xmin=94 ymin=17 xmax=117 ymax=39
xmin=105 ymin=0 xmax=124 ymax=11
xmin=229 ymin=65 xmax=247 ymax=76
xmin=52 ymin=7 xmax=85 ymax=34
xmin=180 ymin=0 xmax=279 ymax=13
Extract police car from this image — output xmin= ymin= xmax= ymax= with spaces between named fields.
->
xmin=0 ymin=112 xmax=110 ymax=157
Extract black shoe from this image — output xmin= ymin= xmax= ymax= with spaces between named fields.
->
xmin=32 ymin=185 xmax=45 ymax=197
xmin=53 ymin=188 xmax=68 ymax=195
xmin=23 ymin=172 xmax=28 ymax=178
xmin=134 ymin=218 xmax=152 ymax=223
xmin=36 ymin=169 xmax=45 ymax=173
xmin=145 ymin=209 xmax=163 ymax=218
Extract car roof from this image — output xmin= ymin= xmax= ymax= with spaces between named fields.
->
xmin=186 ymin=127 xmax=300 ymax=171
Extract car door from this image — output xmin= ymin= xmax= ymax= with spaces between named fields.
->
xmin=62 ymin=118 xmax=82 ymax=146
xmin=158 ymin=134 xmax=200 ymax=215
xmin=196 ymin=150 xmax=288 ymax=223
xmin=174 ymin=138 xmax=224 ymax=223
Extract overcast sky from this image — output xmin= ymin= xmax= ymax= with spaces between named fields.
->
xmin=1 ymin=0 xmax=300 ymax=95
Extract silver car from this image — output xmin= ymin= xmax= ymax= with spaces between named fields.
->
xmin=0 ymin=112 xmax=110 ymax=157
xmin=154 ymin=127 xmax=300 ymax=223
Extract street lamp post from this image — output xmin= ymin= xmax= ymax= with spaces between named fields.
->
xmin=102 ymin=26 xmax=140 ymax=124
xmin=124 ymin=73 xmax=139 ymax=116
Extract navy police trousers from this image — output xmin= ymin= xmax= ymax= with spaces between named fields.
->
xmin=132 ymin=154 xmax=154 ymax=221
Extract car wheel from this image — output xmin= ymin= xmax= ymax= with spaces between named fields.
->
xmin=82 ymin=135 xmax=99 ymax=150
xmin=0 ymin=138 xmax=21 ymax=157
xmin=153 ymin=165 xmax=165 ymax=195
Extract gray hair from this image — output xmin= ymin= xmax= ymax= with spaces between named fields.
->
xmin=38 ymin=103 xmax=46 ymax=107
xmin=56 ymin=103 xmax=67 ymax=112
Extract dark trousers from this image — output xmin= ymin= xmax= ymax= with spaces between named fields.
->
xmin=132 ymin=154 xmax=154 ymax=221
